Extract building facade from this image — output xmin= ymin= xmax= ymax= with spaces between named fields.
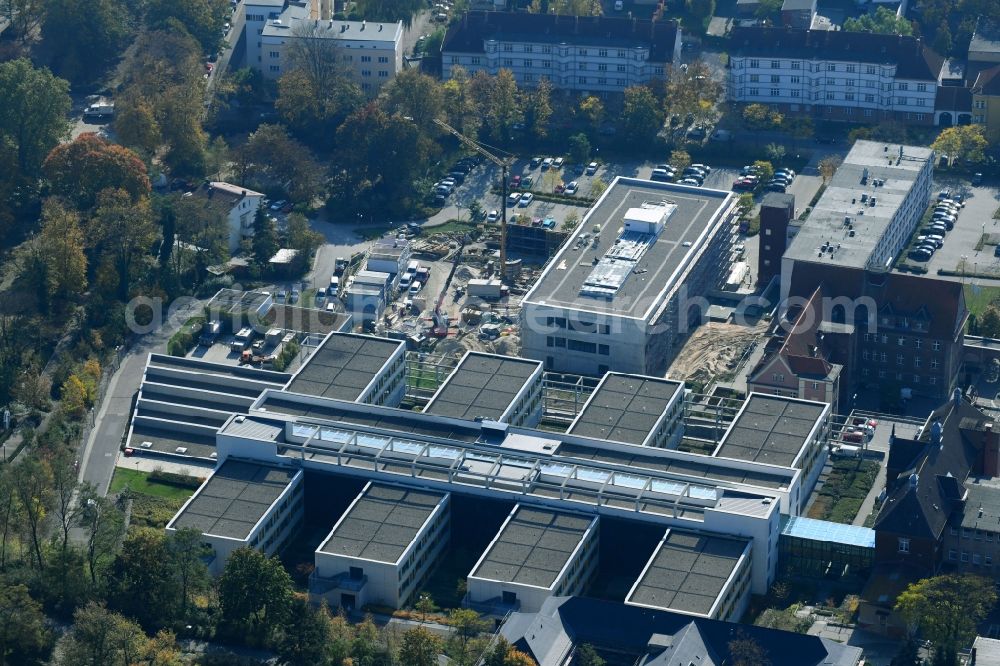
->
xmin=183 ymin=182 xmax=264 ymax=254
xmin=728 ymin=27 xmax=944 ymax=125
xmin=256 ymin=0 xmax=403 ymax=94
xmin=521 ymin=178 xmax=738 ymax=376
xmin=972 ymin=64 xmax=1000 ymax=141
xmin=441 ymin=11 xmax=681 ymax=94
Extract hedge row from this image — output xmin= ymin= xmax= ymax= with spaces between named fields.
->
xmin=149 ymin=470 xmax=205 ymax=490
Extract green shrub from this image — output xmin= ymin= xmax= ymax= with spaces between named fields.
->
xmin=149 ymin=469 xmax=204 ymax=489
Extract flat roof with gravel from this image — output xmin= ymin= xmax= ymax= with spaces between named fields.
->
xmin=424 ymin=352 xmax=541 ymax=421
xmin=472 ymin=506 xmax=595 ymax=589
xmin=169 ymin=460 xmax=298 ymax=540
xmin=319 ymin=483 xmax=448 ymax=564
xmin=713 ymin=394 xmax=826 ymax=468
xmin=627 ymin=529 xmax=750 ymax=616
xmin=284 ymin=333 xmax=402 ymax=401
xmin=568 ymin=373 xmax=682 ymax=445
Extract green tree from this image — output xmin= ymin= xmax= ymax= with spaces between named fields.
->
xmin=670 ymin=149 xmax=691 ymax=171
xmin=754 ymin=0 xmax=781 ymax=19
xmin=399 ymin=626 xmax=442 ymax=666
xmin=79 ymin=485 xmax=125 ymax=585
xmin=251 ymin=208 xmax=279 ymax=268
xmin=0 ymin=584 xmax=49 ymax=666
xmin=447 ymin=608 xmax=488 ymax=664
xmin=43 ymin=134 xmax=151 ymax=209
xmin=979 ymin=306 xmax=1000 ymax=338
xmin=590 ymin=177 xmax=607 ymax=198
xmin=109 ymin=528 xmax=180 ymax=629
xmin=483 ymin=637 xmax=536 ymax=666
xmin=36 ymin=199 xmax=88 ymax=304
xmin=933 ymin=23 xmax=953 ymax=55
xmin=276 ymin=598 xmax=336 ymax=666
xmin=665 ymin=60 xmax=722 ymax=126
xmin=166 ymin=528 xmax=211 ymax=620
xmin=114 ymin=96 xmax=162 ymax=155
xmin=895 ymin=574 xmax=997 ymax=662
xmin=0 ymin=0 xmax=45 ymax=42
xmin=765 ymin=142 xmax=786 ymax=163
xmin=621 ymin=85 xmax=664 ymax=147
xmin=145 ymin=0 xmax=229 ymax=53
xmin=843 ymin=6 xmax=913 ymax=35
xmin=737 ymin=192 xmax=755 ymax=218
xmin=742 ymin=103 xmax=781 ymax=131
xmin=0 ymin=59 xmax=71 ymax=175
xmin=245 ymin=124 xmax=326 ymax=204
xmin=218 ymin=547 xmax=294 ymax=641
xmin=381 ymin=69 xmax=445 ymax=131
xmin=579 ymin=95 xmax=605 ymax=129
xmin=524 ymin=77 xmax=553 ymax=139
xmin=932 ymin=125 xmax=988 ymax=165
xmin=41 ymin=0 xmax=131 ymax=83
xmin=576 ymin=643 xmax=605 ymax=666
xmin=568 ymin=133 xmax=591 ymax=165
xmin=415 ymin=593 xmax=437 ymax=623
xmin=335 ymin=105 xmax=436 ymax=214
xmin=93 ymin=189 xmax=157 ymax=300
xmin=685 ymin=0 xmax=716 ymax=20
xmin=11 ymin=455 xmax=54 ymax=570
xmin=61 ymin=602 xmax=152 ymax=666
xmin=482 ymin=69 xmax=522 ymax=143
xmin=818 ymin=155 xmax=843 ymax=183
xmin=752 ymin=159 xmax=774 ymax=184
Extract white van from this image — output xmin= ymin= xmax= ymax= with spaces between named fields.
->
xmin=329 ymin=275 xmax=340 ymax=291
xmin=406 ymin=260 xmax=419 ymax=275
xmin=409 ymin=281 xmax=422 ymax=295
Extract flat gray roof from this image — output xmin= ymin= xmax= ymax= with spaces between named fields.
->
xmin=319 ymin=483 xmax=447 ymax=564
xmin=627 ymin=530 xmax=749 ymax=615
xmin=170 ymin=460 xmax=297 ymax=539
xmin=714 ymin=394 xmax=825 ymax=467
xmin=556 ymin=443 xmax=789 ymax=489
xmin=257 ymin=394 xmax=483 ymax=442
xmin=128 ymin=424 xmax=217 ymax=458
xmin=206 ymin=288 xmax=271 ymax=314
xmin=784 ymin=140 xmax=932 ymax=270
xmin=568 ymin=373 xmax=681 ymax=445
xmin=473 ymin=506 xmax=594 ymax=588
xmin=424 ymin=352 xmax=541 ymax=421
xmin=284 ymin=333 xmax=401 ymax=401
xmin=147 ymin=354 xmax=290 ymax=386
xmin=523 ymin=178 xmax=732 ymax=320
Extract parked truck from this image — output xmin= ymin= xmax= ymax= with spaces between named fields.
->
xmin=467 ymin=279 xmax=507 ymax=300
xmin=83 ymin=101 xmax=115 ymax=119
xmin=230 ymin=327 xmax=254 ymax=352
xmin=199 ymin=320 xmax=221 ymax=346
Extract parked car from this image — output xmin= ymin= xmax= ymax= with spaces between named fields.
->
xmin=690 ymin=163 xmax=711 ymax=174
xmin=507 ymin=192 xmax=522 ymax=206
xmin=486 ymin=209 xmax=500 ymax=223
xmin=973 ymin=172 xmax=984 ymax=185
xmin=511 ymin=174 xmax=521 ymax=189
xmin=686 ymin=125 xmax=707 ymax=140
xmin=651 ymin=169 xmax=672 ymax=182
xmin=530 ymin=157 xmax=542 ymax=168
xmin=553 ymin=157 xmax=565 ymax=168
xmin=586 ymin=162 xmax=599 ymax=175
xmin=909 ymin=248 xmax=933 ymax=261
xmin=519 ymin=192 xmax=534 ymax=206
xmin=679 ymin=177 xmax=702 ymax=186
xmin=917 ymin=235 xmax=943 ymax=248
xmin=775 ymin=168 xmax=796 ymax=179
xmin=765 ymin=182 xmax=786 ymax=193
xmin=541 ymin=157 xmax=553 ymax=170
xmin=270 ymin=199 xmax=287 ymax=211
xmin=565 ymin=181 xmax=579 ymax=195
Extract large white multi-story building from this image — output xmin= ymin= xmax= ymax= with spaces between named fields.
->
xmin=441 ymin=11 xmax=681 ymax=94
xmin=728 ymin=27 xmax=944 ymax=125
xmin=520 ymin=177 xmax=738 ymax=377
xmin=243 ymin=0 xmax=403 ymax=94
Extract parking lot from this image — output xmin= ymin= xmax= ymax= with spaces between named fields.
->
xmin=898 ymin=183 xmax=1000 ymax=280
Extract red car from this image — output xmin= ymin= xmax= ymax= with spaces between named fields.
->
xmin=205 ymin=62 xmax=214 ymax=73
xmin=732 ymin=176 xmax=758 ymax=191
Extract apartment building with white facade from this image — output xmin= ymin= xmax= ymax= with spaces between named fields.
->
xmin=728 ymin=27 xmax=945 ymax=125
xmin=243 ymin=0 xmax=286 ymax=68
xmin=441 ymin=11 xmax=681 ymax=94
xmin=250 ymin=0 xmax=403 ymax=94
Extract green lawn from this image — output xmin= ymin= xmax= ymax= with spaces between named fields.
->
xmin=109 ymin=467 xmax=199 ymax=501
xmin=965 ymin=284 xmax=1000 ymax=320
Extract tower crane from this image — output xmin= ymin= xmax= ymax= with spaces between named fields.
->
xmin=433 ymin=119 xmax=515 ymax=281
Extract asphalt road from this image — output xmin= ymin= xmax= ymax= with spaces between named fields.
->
xmin=79 ymin=299 xmax=206 ymax=495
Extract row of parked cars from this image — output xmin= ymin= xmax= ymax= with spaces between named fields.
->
xmin=432 ymin=156 xmax=481 ymax=204
xmin=650 ymin=163 xmax=712 ymax=185
xmin=907 ymin=194 xmax=964 ymax=262
xmin=732 ymin=165 xmax=796 ymax=193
